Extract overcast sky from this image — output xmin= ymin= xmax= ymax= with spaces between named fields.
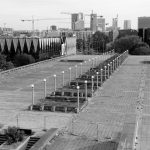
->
xmin=0 ymin=0 xmax=150 ymax=30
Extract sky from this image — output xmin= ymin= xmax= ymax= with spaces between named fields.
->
xmin=0 ymin=0 xmax=150 ymax=31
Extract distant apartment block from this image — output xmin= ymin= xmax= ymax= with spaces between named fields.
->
xmin=112 ymin=18 xmax=118 ymax=30
xmin=124 ymin=20 xmax=131 ymax=29
xmin=90 ymin=14 xmax=97 ymax=32
xmin=138 ymin=17 xmax=150 ymax=29
xmin=50 ymin=25 xmax=57 ymax=31
xmin=75 ymin=20 xmax=84 ymax=31
xmin=2 ymin=27 xmax=13 ymax=36
xmin=71 ymin=13 xmax=84 ymax=31
xmin=97 ymin=18 xmax=105 ymax=32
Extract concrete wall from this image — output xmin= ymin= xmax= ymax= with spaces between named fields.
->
xmin=66 ymin=37 xmax=76 ymax=55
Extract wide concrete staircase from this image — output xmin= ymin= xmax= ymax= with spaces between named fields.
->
xmin=25 ymin=137 xmax=40 ymax=150
xmin=0 ymin=134 xmax=6 ymax=145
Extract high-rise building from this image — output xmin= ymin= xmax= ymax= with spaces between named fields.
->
xmin=97 ymin=18 xmax=105 ymax=32
xmin=112 ymin=18 xmax=118 ymax=30
xmin=138 ymin=17 xmax=150 ymax=29
xmin=71 ymin=13 xmax=84 ymax=31
xmin=75 ymin=20 xmax=84 ymax=31
xmin=71 ymin=13 xmax=78 ymax=30
xmin=124 ymin=20 xmax=131 ymax=29
xmin=50 ymin=25 xmax=57 ymax=31
xmin=90 ymin=14 xmax=97 ymax=32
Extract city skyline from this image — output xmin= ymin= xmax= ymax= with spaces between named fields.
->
xmin=0 ymin=0 xmax=150 ymax=30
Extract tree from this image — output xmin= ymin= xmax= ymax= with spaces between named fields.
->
xmin=0 ymin=53 xmax=14 ymax=70
xmin=92 ymin=31 xmax=110 ymax=53
xmin=114 ymin=35 xmax=142 ymax=53
xmin=117 ymin=29 xmax=138 ymax=39
xmin=131 ymin=46 xmax=150 ymax=55
xmin=5 ymin=126 xmax=24 ymax=145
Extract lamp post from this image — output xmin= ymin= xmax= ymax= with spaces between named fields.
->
xmin=110 ymin=62 xmax=112 ymax=75
xmin=104 ymin=66 xmax=107 ymax=80
xmin=31 ymin=84 xmax=34 ymax=106
xmin=116 ymin=58 xmax=118 ymax=69
xmin=43 ymin=79 xmax=46 ymax=98
xmin=96 ymin=72 xmax=99 ymax=89
xmin=107 ymin=64 xmax=110 ymax=78
xmin=101 ymin=69 xmax=103 ymax=85
xmin=91 ymin=76 xmax=94 ymax=96
xmin=53 ymin=74 xmax=56 ymax=92
xmin=84 ymin=80 xmax=87 ymax=101
xmin=77 ymin=86 xmax=80 ymax=113
xmin=113 ymin=60 xmax=114 ymax=72
xmin=62 ymin=71 xmax=64 ymax=86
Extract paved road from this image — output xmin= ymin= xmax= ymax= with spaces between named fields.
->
xmin=45 ymin=56 xmax=150 ymax=150
xmin=0 ymin=55 xmax=107 ymax=132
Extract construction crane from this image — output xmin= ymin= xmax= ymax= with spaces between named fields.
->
xmin=84 ymin=10 xmax=103 ymax=18
xmin=21 ymin=16 xmax=70 ymax=34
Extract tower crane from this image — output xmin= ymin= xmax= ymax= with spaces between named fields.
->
xmin=21 ymin=16 xmax=70 ymax=34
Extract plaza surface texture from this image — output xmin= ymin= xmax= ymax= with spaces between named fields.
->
xmin=0 ymin=54 xmax=150 ymax=150
xmin=0 ymin=55 xmax=106 ymax=131
xmin=45 ymin=55 xmax=150 ymax=150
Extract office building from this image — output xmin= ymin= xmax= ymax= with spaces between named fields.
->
xmin=97 ymin=18 xmax=105 ymax=32
xmin=112 ymin=18 xmax=118 ymax=30
xmin=90 ymin=14 xmax=97 ymax=32
xmin=50 ymin=25 xmax=57 ymax=31
xmin=124 ymin=20 xmax=131 ymax=29
xmin=71 ymin=13 xmax=78 ymax=30
xmin=75 ymin=20 xmax=84 ymax=31
xmin=138 ymin=17 xmax=150 ymax=29
xmin=71 ymin=13 xmax=84 ymax=31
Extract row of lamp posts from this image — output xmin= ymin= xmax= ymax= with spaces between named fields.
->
xmin=30 ymin=50 xmax=125 ymax=111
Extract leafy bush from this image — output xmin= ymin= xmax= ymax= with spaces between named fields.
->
xmin=114 ymin=35 xmax=142 ymax=53
xmin=131 ymin=46 xmax=150 ymax=55
xmin=0 ymin=54 xmax=14 ymax=70
xmin=14 ymin=54 xmax=35 ymax=67
xmin=4 ymin=126 xmax=24 ymax=145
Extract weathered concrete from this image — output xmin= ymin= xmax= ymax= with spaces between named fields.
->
xmin=44 ymin=56 xmax=150 ymax=150
xmin=0 ymin=55 xmax=107 ymax=132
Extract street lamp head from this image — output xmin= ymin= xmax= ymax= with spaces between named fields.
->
xmin=92 ymin=76 xmax=94 ymax=79
xmin=62 ymin=71 xmax=64 ymax=74
xmin=43 ymin=78 xmax=46 ymax=82
xmin=53 ymin=74 xmax=56 ymax=77
xmin=84 ymin=80 xmax=87 ymax=84
xmin=101 ymin=69 xmax=103 ymax=71
xmin=75 ymin=65 xmax=77 ymax=68
xmin=96 ymin=72 xmax=99 ymax=75
xmin=69 ymin=67 xmax=71 ymax=70
xmin=80 ymin=63 xmax=82 ymax=65
xmin=77 ymin=86 xmax=80 ymax=89
xmin=31 ymin=84 xmax=34 ymax=88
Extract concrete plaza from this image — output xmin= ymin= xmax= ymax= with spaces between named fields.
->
xmin=46 ymin=55 xmax=150 ymax=150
